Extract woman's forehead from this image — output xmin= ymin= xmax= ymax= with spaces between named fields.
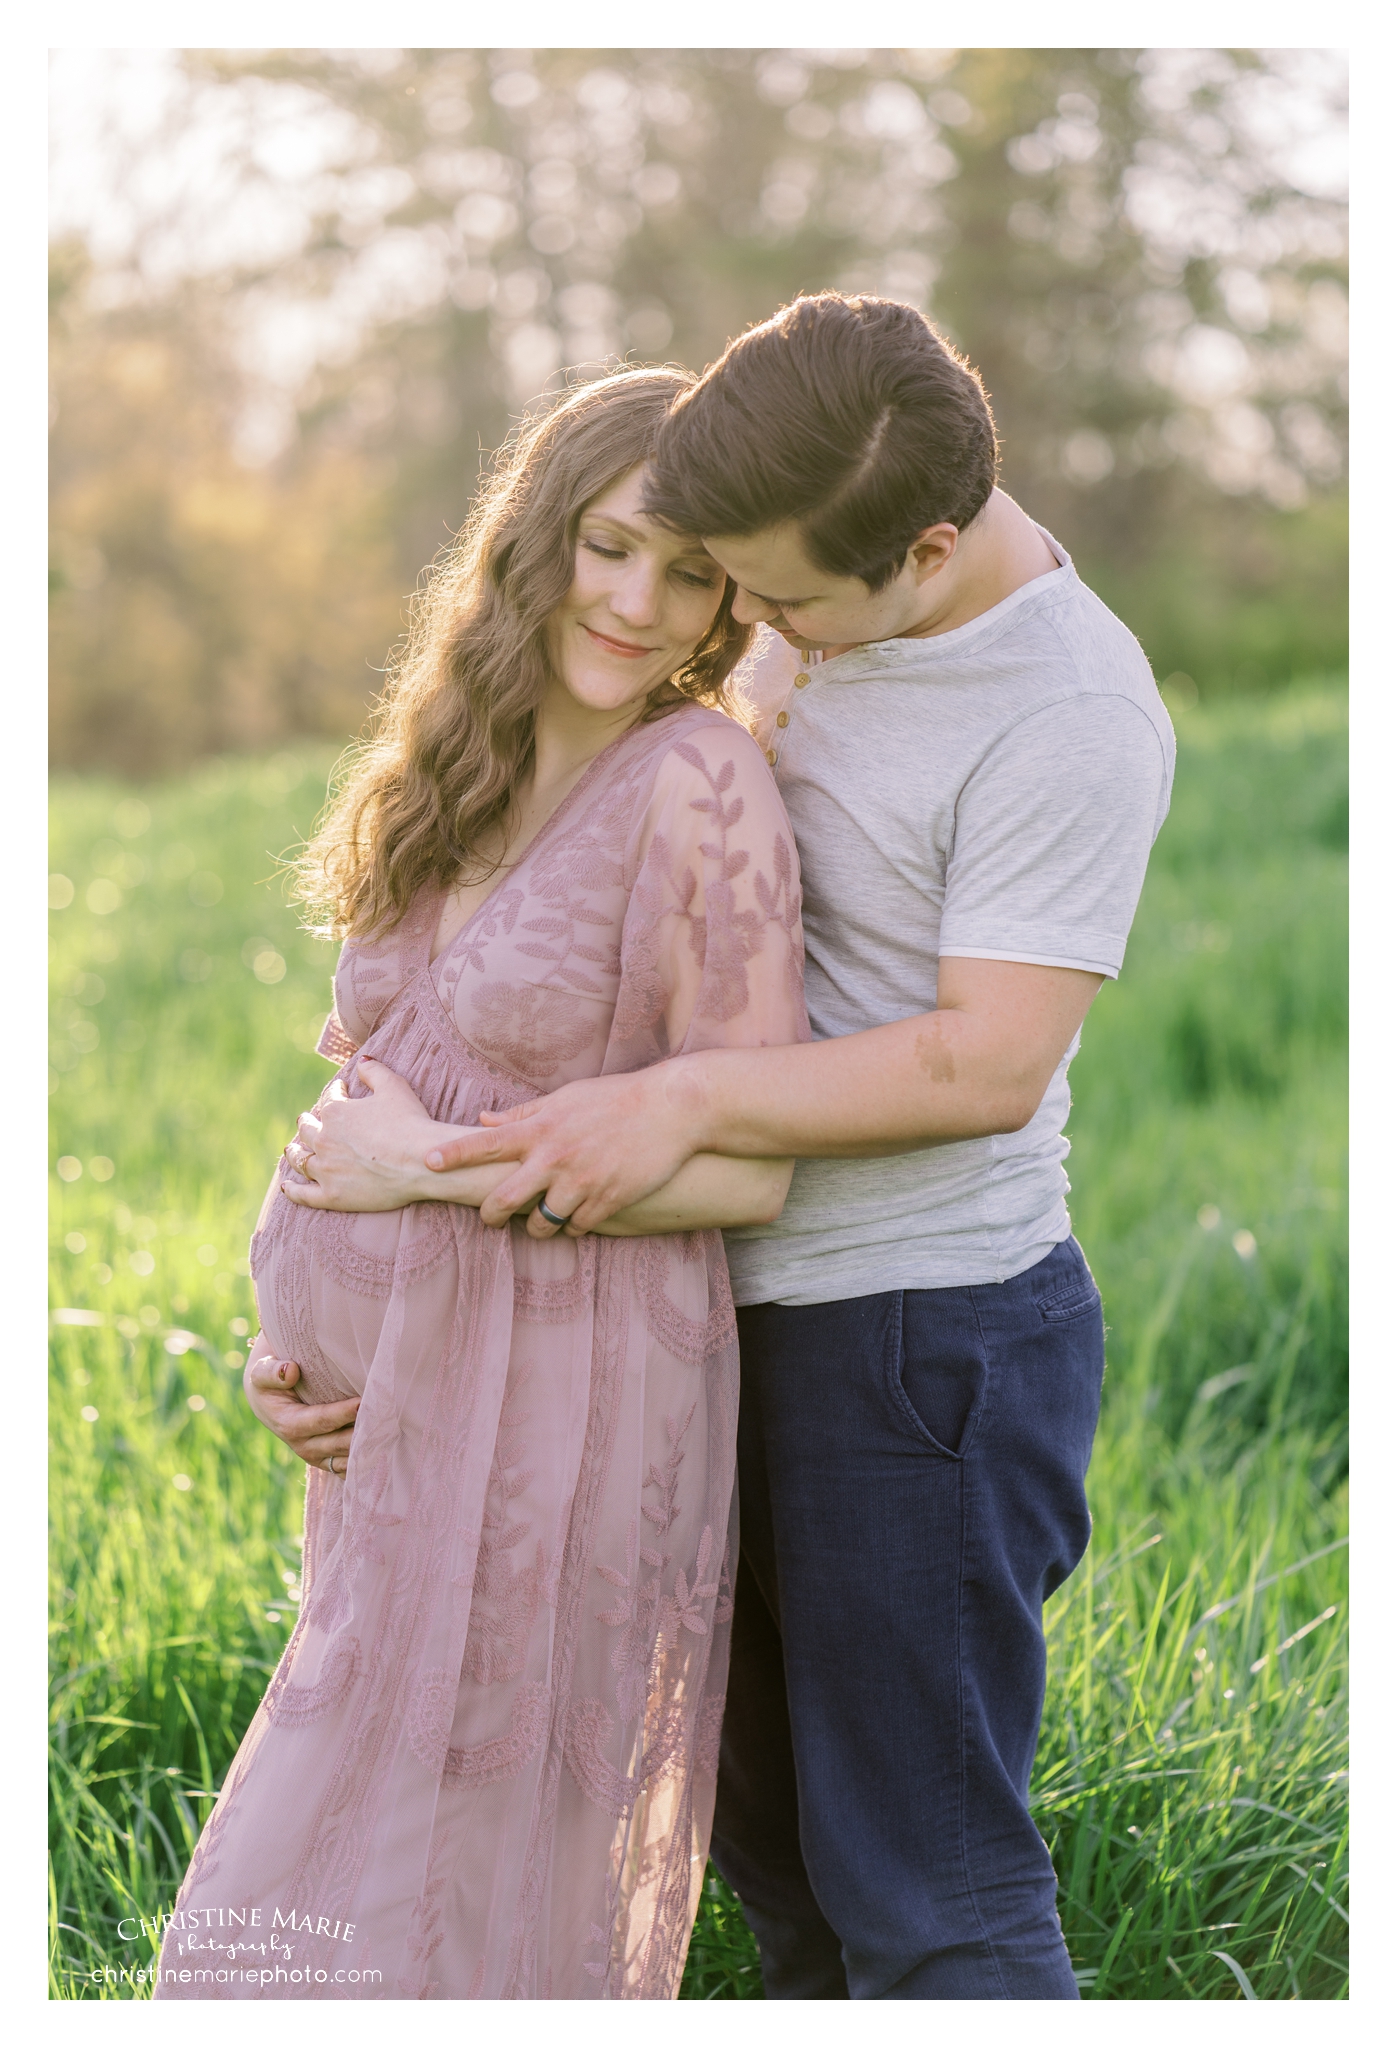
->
xmin=584 ymin=468 xmax=715 ymax=553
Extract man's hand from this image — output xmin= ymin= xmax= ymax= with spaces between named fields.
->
xmin=426 ymin=1065 xmax=702 ymax=1237
xmin=244 ymin=1344 xmax=359 ymax=1476
xmin=282 ymin=1058 xmax=456 ymax=1212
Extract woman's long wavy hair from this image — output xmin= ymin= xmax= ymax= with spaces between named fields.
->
xmin=294 ymin=368 xmax=752 ymax=938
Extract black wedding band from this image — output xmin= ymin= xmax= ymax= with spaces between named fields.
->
xmin=536 ymin=1197 xmax=571 ymax=1229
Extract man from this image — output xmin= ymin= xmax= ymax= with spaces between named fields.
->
xmin=253 ymin=294 xmax=1174 ymax=1999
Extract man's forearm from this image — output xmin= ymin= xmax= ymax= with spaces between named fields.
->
xmin=669 ymin=1009 xmax=1048 ymax=1163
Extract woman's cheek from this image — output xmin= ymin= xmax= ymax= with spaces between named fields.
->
xmin=679 ymin=586 xmax=723 ymax=646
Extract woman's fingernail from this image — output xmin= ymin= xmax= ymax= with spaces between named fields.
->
xmin=277 ymin=1363 xmax=288 ymax=1381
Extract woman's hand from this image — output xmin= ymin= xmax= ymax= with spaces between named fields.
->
xmin=282 ymin=1058 xmax=457 ymax=1212
xmin=244 ymin=1343 xmax=359 ymax=1478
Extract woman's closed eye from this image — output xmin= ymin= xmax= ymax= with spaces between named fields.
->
xmin=580 ymin=536 xmax=718 ymax=590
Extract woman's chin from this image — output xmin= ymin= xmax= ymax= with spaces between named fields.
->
xmin=559 ymin=669 xmax=666 ymax=715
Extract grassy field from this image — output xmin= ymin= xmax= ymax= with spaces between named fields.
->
xmin=48 ymin=682 xmax=1347 ymax=2000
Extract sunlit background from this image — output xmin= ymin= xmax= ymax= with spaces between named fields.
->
xmin=50 ymin=47 xmax=1346 ymax=773
xmin=48 ymin=49 xmax=1348 ymax=2002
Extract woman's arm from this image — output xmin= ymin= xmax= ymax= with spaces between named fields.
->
xmin=591 ymin=1153 xmax=793 ymax=1235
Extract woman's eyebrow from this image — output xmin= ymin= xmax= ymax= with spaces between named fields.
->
xmin=581 ymin=512 xmax=648 ymax=540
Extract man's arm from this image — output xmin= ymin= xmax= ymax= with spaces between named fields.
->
xmin=431 ymin=957 xmax=1103 ymax=1235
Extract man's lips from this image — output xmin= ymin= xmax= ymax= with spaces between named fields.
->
xmin=582 ymin=623 xmax=657 ymax=658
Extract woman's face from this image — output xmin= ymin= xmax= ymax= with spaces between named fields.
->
xmin=545 ymin=464 xmax=727 ymax=714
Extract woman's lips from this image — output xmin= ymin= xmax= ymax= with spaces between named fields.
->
xmin=582 ymin=623 xmax=656 ymax=658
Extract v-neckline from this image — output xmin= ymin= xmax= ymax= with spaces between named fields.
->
xmin=425 ymin=718 xmax=641 ymax=971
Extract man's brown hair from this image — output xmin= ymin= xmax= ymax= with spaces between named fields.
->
xmin=645 ymin=292 xmax=999 ymax=592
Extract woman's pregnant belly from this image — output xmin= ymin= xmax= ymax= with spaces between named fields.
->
xmin=249 ymin=1164 xmax=460 ymax=1404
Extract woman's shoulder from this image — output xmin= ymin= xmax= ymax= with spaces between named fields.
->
xmin=642 ymin=702 xmax=776 ymax=788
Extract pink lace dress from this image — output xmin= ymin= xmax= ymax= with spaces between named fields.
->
xmin=155 ymin=705 xmax=808 ymax=2000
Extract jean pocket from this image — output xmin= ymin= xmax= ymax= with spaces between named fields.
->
xmin=889 ymin=1289 xmax=989 ymax=1458
xmin=1037 ymin=1280 xmax=1103 ymax=1324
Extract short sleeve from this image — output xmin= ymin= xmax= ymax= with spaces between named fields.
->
xmin=603 ymin=723 xmax=811 ymax=1072
xmin=937 ymin=695 xmax=1171 ymax=980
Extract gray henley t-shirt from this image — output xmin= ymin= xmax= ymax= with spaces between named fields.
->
xmin=723 ymin=529 xmax=1176 ymax=1307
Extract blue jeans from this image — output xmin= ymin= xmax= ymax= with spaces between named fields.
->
xmin=711 ymin=1236 xmax=1105 ymax=2000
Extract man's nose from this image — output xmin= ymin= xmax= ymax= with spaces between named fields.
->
xmin=729 ymin=585 xmax=778 ymax=627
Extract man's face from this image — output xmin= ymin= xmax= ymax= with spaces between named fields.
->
xmin=702 ymin=520 xmax=943 ymax=651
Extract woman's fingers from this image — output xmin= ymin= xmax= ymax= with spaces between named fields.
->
xmin=243 ymin=1352 xmax=360 ymax=1469
xmin=477 ymin=1160 xmax=556 ymax=1227
xmin=280 ymin=1176 xmax=340 ymax=1209
xmin=293 ymin=1424 xmax=359 ymax=1468
xmin=247 ymin=1349 xmax=297 ymax=1393
xmin=478 ymin=1100 xmax=546 ymax=1127
xmin=356 ymin=1058 xmax=425 ymax=1108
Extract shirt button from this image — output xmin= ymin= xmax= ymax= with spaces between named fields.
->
xmin=776 ymin=710 xmax=789 ymax=727
xmin=794 ymin=673 xmax=809 ymax=687
xmin=765 ymin=747 xmax=777 ymax=764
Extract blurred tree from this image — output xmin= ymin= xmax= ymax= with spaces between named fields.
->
xmin=49 ymin=48 xmax=1346 ymax=769
xmin=49 ymin=240 xmax=403 ymax=774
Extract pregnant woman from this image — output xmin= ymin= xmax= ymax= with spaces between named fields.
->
xmin=156 ymin=368 xmax=808 ymax=2000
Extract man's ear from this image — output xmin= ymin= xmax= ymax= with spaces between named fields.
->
xmin=906 ymin=523 xmax=959 ymax=585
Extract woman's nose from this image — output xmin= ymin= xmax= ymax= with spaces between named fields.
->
xmin=609 ymin=559 xmax=663 ymax=625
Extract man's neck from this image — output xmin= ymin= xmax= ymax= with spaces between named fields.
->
xmin=901 ymin=491 xmax=1060 ymax=641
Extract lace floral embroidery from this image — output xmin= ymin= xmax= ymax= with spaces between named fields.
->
xmin=562 ymin=1696 xmax=686 ymax=1820
xmin=594 ymin=1407 xmax=693 ymax=1721
xmin=467 ymin=980 xmax=598 ymax=1084
xmin=612 ymin=742 xmax=803 ymax=1044
xmin=657 ymin=1524 xmax=720 ymax=1652
xmin=443 ymin=1679 xmax=549 ymax=1790
xmin=635 ymin=1239 xmax=736 ymax=1365
xmin=310 ymin=1206 xmax=457 ymax=1302
xmin=265 ymin=1634 xmax=362 ymax=1729
xmin=462 ymin=1365 xmax=544 ymax=1687
xmin=408 ymin=1666 xmax=457 ymax=1776
xmin=513 ymin=1236 xmax=596 ymax=1324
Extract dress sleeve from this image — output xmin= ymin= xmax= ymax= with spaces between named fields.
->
xmin=603 ymin=723 xmax=811 ymax=1074
xmin=314 ymin=1007 xmax=360 ymax=1065
xmin=314 ymin=939 xmax=363 ymax=1064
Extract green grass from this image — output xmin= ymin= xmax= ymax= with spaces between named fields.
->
xmin=48 ymin=686 xmax=1347 ymax=1999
